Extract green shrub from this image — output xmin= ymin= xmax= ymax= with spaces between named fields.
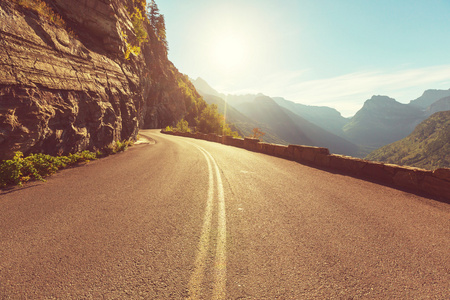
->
xmin=0 ymin=151 xmax=96 ymax=188
xmin=100 ymin=139 xmax=134 ymax=156
xmin=175 ymin=119 xmax=191 ymax=133
xmin=0 ymin=140 xmax=134 ymax=188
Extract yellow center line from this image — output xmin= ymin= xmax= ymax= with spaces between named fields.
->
xmin=187 ymin=143 xmax=227 ymax=300
xmin=208 ymin=151 xmax=227 ymax=300
xmin=187 ymin=146 xmax=214 ymax=299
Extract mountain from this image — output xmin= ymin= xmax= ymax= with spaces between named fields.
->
xmin=237 ymin=96 xmax=313 ymax=144
xmin=409 ymin=89 xmax=450 ymax=109
xmin=237 ymin=96 xmax=359 ymax=156
xmin=343 ymin=96 xmax=425 ymax=155
xmin=191 ymin=77 xmax=224 ymax=99
xmin=193 ymin=78 xmax=357 ymax=155
xmin=366 ymin=111 xmax=450 ymax=170
xmin=426 ymin=96 xmax=450 ymax=116
xmin=272 ymin=97 xmax=349 ymax=137
xmin=193 ymin=78 xmax=450 ymax=158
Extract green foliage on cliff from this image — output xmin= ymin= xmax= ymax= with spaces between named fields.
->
xmin=122 ymin=31 xmax=142 ymax=60
xmin=124 ymin=0 xmax=166 ymax=59
xmin=366 ymin=111 xmax=450 ymax=170
xmin=123 ymin=4 xmax=148 ymax=59
xmin=131 ymin=6 xmax=148 ymax=44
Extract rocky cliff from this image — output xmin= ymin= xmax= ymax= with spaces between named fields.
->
xmin=0 ymin=0 xmax=202 ymax=160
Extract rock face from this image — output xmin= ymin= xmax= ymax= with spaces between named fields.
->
xmin=0 ymin=0 xmax=197 ymax=160
xmin=0 ymin=0 xmax=139 ymax=159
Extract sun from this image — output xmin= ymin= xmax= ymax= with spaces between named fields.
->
xmin=210 ymin=35 xmax=248 ymax=72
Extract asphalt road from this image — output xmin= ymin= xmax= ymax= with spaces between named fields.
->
xmin=1 ymin=129 xmax=449 ymax=299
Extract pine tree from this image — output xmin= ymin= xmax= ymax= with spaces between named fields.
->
xmin=146 ymin=0 xmax=168 ymax=53
xmin=147 ymin=0 xmax=159 ymax=27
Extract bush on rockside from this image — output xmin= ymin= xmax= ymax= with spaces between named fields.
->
xmin=0 ymin=140 xmax=134 ymax=188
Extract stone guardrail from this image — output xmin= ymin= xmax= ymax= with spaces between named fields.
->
xmin=161 ymin=130 xmax=450 ymax=201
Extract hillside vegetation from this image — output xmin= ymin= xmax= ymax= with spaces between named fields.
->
xmin=366 ymin=111 xmax=450 ymax=170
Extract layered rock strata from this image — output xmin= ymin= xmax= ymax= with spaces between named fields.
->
xmin=0 ymin=1 xmax=140 ymax=159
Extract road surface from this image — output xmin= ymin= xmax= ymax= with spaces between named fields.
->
xmin=1 ymin=129 xmax=449 ymax=299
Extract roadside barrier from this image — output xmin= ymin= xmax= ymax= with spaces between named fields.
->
xmin=161 ymin=130 xmax=450 ymax=201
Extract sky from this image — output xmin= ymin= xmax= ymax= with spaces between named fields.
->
xmin=158 ymin=0 xmax=450 ymax=116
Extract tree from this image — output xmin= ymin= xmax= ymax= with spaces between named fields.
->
xmin=147 ymin=0 xmax=159 ymax=26
xmin=197 ymin=104 xmax=222 ymax=134
xmin=250 ymin=128 xmax=265 ymax=140
xmin=196 ymin=104 xmax=240 ymax=137
xmin=146 ymin=0 xmax=168 ymax=53
xmin=155 ymin=14 xmax=168 ymax=51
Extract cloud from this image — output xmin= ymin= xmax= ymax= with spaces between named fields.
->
xmin=259 ymin=65 xmax=450 ymax=117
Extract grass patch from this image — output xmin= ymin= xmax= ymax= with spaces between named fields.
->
xmin=11 ymin=0 xmax=76 ymax=36
xmin=0 ymin=139 xmax=134 ymax=189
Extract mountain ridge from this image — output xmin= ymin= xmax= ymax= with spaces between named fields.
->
xmin=366 ymin=111 xmax=450 ymax=170
xmin=193 ymin=79 xmax=359 ymax=156
xmin=409 ymin=89 xmax=450 ymax=109
xmin=193 ymin=77 xmax=450 ymax=158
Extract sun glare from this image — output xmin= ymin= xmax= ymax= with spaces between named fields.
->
xmin=210 ymin=35 xmax=247 ymax=72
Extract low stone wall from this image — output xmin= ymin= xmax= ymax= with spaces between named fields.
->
xmin=161 ymin=130 xmax=450 ymax=201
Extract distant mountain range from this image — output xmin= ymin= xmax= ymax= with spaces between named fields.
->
xmin=366 ymin=111 xmax=450 ymax=170
xmin=192 ymin=78 xmax=450 ymax=160
xmin=343 ymin=92 xmax=450 ymax=155
xmin=193 ymin=78 xmax=359 ymax=156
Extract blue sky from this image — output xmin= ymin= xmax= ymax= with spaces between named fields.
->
xmin=158 ymin=0 xmax=450 ymax=116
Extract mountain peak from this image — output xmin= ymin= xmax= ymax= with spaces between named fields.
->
xmin=367 ymin=95 xmax=397 ymax=103
xmin=362 ymin=95 xmax=400 ymax=110
xmin=192 ymin=77 xmax=221 ymax=97
xmin=409 ymin=89 xmax=450 ymax=109
xmin=254 ymin=94 xmax=275 ymax=104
